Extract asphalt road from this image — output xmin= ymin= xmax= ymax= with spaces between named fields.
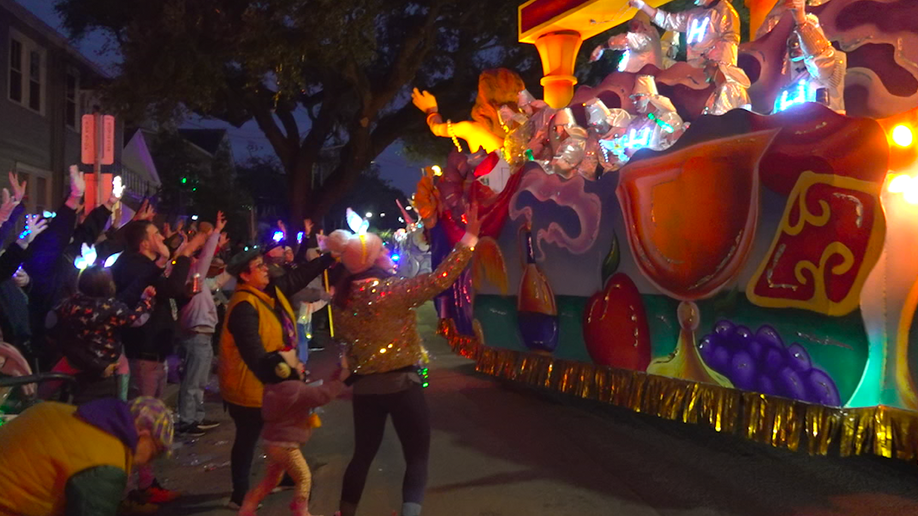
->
xmin=154 ymin=303 xmax=918 ymax=516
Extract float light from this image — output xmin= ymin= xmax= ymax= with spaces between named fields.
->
xmin=892 ymin=125 xmax=913 ymax=148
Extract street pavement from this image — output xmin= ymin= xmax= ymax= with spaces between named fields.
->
xmin=154 ymin=303 xmax=918 ymax=516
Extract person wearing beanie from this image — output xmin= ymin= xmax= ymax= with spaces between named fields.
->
xmin=218 ymin=241 xmax=335 ymax=509
xmin=0 ymin=397 xmax=174 ymax=516
xmin=330 ymin=205 xmax=481 ymax=516
xmin=238 ymin=350 xmax=349 ymax=516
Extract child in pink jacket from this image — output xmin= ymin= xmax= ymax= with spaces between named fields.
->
xmin=239 ymin=350 xmax=349 ymax=516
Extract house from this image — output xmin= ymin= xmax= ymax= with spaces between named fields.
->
xmin=0 ymin=0 xmax=124 ymax=216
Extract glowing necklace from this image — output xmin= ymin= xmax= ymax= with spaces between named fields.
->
xmin=647 ymin=112 xmax=675 ymax=133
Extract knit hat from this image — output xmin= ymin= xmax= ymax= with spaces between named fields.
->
xmin=129 ymin=397 xmax=174 ymax=456
xmin=326 ymin=229 xmax=385 ymax=274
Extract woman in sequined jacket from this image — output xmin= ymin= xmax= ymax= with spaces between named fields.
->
xmin=328 ymin=205 xmax=480 ymax=516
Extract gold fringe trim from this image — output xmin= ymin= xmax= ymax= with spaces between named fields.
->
xmin=437 ymin=318 xmax=918 ymax=461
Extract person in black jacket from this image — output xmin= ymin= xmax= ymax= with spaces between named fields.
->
xmin=110 ymin=219 xmax=205 ymax=505
xmin=23 ymin=167 xmax=125 ymax=368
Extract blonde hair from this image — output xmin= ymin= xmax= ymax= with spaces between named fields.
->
xmin=470 ymin=68 xmax=526 ymax=140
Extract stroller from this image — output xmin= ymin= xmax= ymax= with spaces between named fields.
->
xmin=0 ymin=342 xmax=75 ymax=424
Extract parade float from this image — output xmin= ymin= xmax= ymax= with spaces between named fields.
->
xmin=410 ymin=0 xmax=918 ymax=461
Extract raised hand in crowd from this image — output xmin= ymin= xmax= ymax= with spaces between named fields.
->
xmin=303 ymin=218 xmax=314 ymax=236
xmin=277 ymin=219 xmax=288 ymax=240
xmin=0 ymin=171 xmax=26 ymax=223
xmin=218 ymin=231 xmax=230 ymax=251
xmin=16 ymin=214 xmax=48 ymax=249
xmin=464 ymin=201 xmax=481 ymax=238
xmin=215 ymin=211 xmax=227 ymax=233
xmin=132 ymin=198 xmax=155 ymax=222
xmin=65 ymin=165 xmax=85 ymax=210
xmin=177 ymin=229 xmax=208 ymax=258
xmin=104 ymin=175 xmax=125 ymax=210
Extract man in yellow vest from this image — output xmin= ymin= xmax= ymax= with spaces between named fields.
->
xmin=219 ymin=245 xmax=335 ymax=508
xmin=0 ymin=397 xmax=173 ymax=516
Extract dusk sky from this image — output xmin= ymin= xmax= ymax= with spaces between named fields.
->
xmin=14 ymin=0 xmax=425 ymax=195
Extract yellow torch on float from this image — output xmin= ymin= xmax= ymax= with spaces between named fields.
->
xmin=518 ymin=0 xmax=674 ymax=109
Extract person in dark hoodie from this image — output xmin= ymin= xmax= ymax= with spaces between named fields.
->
xmin=0 ymin=396 xmax=173 ymax=516
xmin=238 ymin=350 xmax=348 ymax=516
xmin=23 ymin=167 xmax=123 ymax=369
xmin=110 ymin=220 xmax=205 ymax=504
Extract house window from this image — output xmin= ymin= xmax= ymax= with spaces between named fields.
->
xmin=8 ymin=39 xmax=22 ymax=103
xmin=35 ymin=176 xmax=48 ymax=215
xmin=66 ymin=72 xmax=79 ymax=129
xmin=13 ymin=164 xmax=52 ymax=215
xmin=7 ymin=32 xmax=45 ymax=115
xmin=28 ymin=51 xmax=41 ymax=111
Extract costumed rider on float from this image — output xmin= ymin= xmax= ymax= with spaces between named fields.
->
xmin=702 ymin=61 xmax=752 ymax=115
xmin=755 ymin=0 xmax=832 ymax=40
xmin=590 ymin=12 xmax=664 ymax=72
xmin=631 ymin=0 xmax=741 ymax=67
xmin=773 ymin=0 xmax=846 ymax=114
xmin=619 ymin=75 xmax=685 ymax=158
xmin=538 ymin=108 xmax=590 ymax=179
xmin=585 ymin=98 xmax=633 ymax=173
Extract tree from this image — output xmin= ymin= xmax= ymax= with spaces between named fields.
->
xmin=325 ymin=164 xmax=412 ymax=234
xmin=150 ymin=130 xmax=253 ymax=241
xmin=56 ymin=0 xmax=539 ymax=221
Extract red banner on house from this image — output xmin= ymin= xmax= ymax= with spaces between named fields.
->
xmin=81 ymin=114 xmax=95 ymax=165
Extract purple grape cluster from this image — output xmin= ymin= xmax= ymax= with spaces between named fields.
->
xmin=698 ymin=321 xmax=841 ymax=406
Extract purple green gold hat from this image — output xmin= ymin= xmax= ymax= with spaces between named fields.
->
xmin=130 ymin=397 xmax=174 ymax=456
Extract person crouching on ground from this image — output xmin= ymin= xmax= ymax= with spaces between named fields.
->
xmin=0 ymin=397 xmax=173 ymax=516
xmin=239 ymin=350 xmax=349 ymax=516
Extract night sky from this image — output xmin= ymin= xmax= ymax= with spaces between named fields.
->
xmin=14 ymin=0 xmax=425 ymax=195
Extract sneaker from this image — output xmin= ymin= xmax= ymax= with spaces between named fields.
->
xmin=271 ymin=474 xmax=296 ymax=494
xmin=177 ymin=422 xmax=206 ymax=437
xmin=197 ymin=419 xmax=221 ymax=430
xmin=144 ymin=481 xmax=180 ymax=504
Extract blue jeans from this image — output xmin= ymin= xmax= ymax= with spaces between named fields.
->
xmin=177 ymin=333 xmax=214 ymax=424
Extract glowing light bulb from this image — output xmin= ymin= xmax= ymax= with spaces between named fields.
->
xmin=272 ymin=231 xmax=284 ymax=243
xmin=905 ymin=188 xmax=918 ymax=205
xmin=431 ymin=165 xmax=442 ymax=176
xmin=892 ymin=125 xmax=913 ymax=147
xmin=888 ymin=174 xmax=912 ymax=193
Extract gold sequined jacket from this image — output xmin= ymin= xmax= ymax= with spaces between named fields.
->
xmin=333 ymin=242 xmax=475 ymax=376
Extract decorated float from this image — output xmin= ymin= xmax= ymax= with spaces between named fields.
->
xmin=410 ymin=0 xmax=918 ymax=461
